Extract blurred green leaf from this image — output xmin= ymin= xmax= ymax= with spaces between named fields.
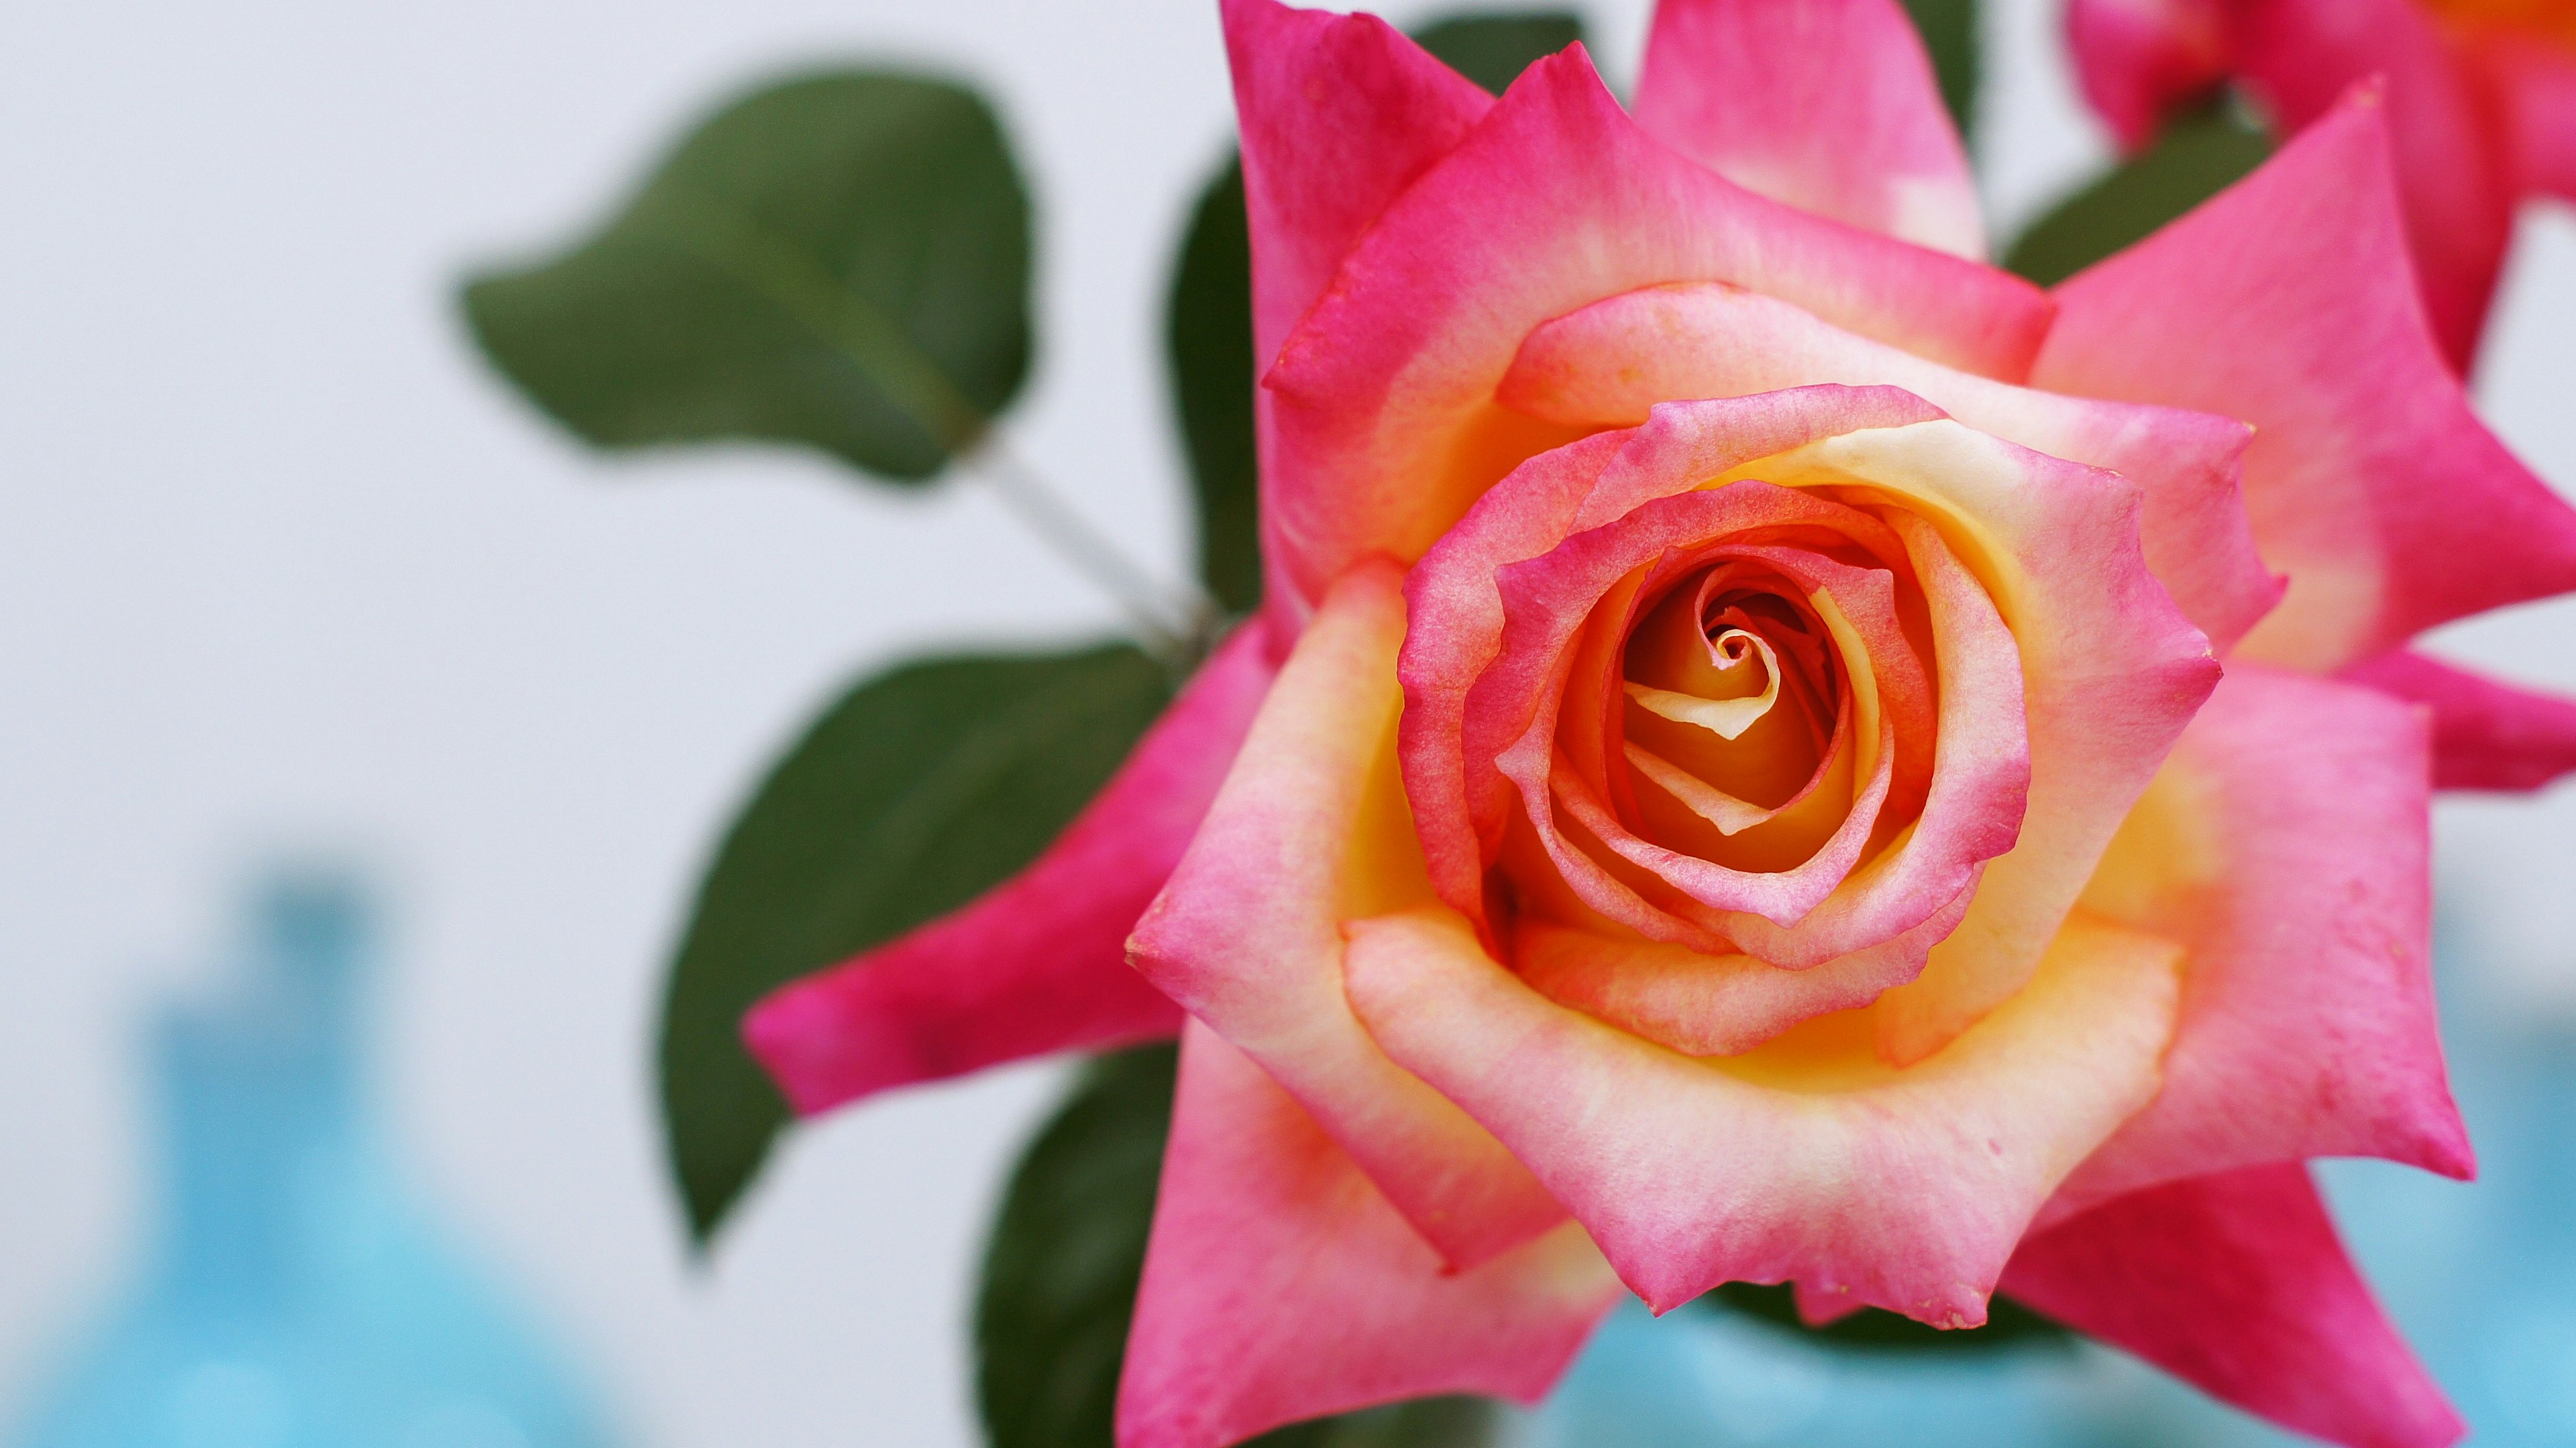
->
xmin=1257 ymin=1398 xmax=1502 ymax=1447
xmin=1902 ymin=0 xmax=1980 ymax=147
xmin=659 ymin=643 xmax=1172 ymax=1245
xmin=1411 ymin=12 xmax=1584 ymax=95
xmin=1161 ymin=13 xmax=1581 ymax=617
xmin=464 ymin=70 xmax=1032 ymax=482
xmin=2003 ymin=98 xmax=2272 ymax=287
xmin=1166 ymin=160 xmax=1260 ymax=615
xmin=1698 ymin=1280 xmax=2072 ymax=1352
xmin=976 ymin=1044 xmax=1499 ymax=1448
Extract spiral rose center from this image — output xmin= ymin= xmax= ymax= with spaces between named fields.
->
xmin=1613 ymin=564 xmax=1856 ymax=874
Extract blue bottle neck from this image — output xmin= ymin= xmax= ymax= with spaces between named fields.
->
xmin=148 ymin=962 xmax=370 ymax=1302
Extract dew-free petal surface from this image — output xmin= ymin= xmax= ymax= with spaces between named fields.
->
xmin=1344 ymin=903 xmax=2178 ymax=1323
xmin=1499 ymin=282 xmax=2279 ymax=652
xmin=2033 ymin=95 xmax=2576 ymax=670
xmin=2058 ymin=665 xmax=2469 ymax=1209
xmin=1264 ymin=45 xmax=2051 ymax=611
xmin=1632 ymin=0 xmax=1984 ymax=256
xmin=1130 ymin=562 xmax=1564 ymax=1267
xmin=1117 ymin=1023 xmax=1619 ymax=1448
xmin=2002 ymin=1164 xmax=2464 ymax=1448
xmin=2343 ymin=647 xmax=2576 ymax=791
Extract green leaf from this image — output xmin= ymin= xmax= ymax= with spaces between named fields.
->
xmin=1166 ymin=160 xmax=1260 ymax=616
xmin=2002 ymin=97 xmax=2273 ymax=288
xmin=1161 ymin=13 xmax=1582 ymax=617
xmin=657 ymin=643 xmax=1173 ymax=1245
xmin=1410 ymin=12 xmax=1584 ymax=95
xmin=1902 ymin=0 xmax=1981 ymax=148
xmin=463 ymin=70 xmax=1032 ymax=482
xmin=1696 ymin=1280 xmax=2072 ymax=1353
xmin=975 ymin=1044 xmax=1501 ymax=1448
xmin=977 ymin=1043 xmax=1179 ymax=1448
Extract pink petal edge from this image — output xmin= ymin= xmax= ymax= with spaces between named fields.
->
xmin=1262 ymin=40 xmax=2052 ymax=612
xmin=1633 ymin=0 xmax=1984 ymax=256
xmin=1497 ymin=280 xmax=2281 ymax=654
xmin=1220 ymin=0 xmax=1495 ymax=631
xmin=1115 ymin=1022 xmax=1620 ymax=1448
xmin=1344 ymin=902 xmax=2180 ymax=1323
xmin=2032 ymin=89 xmax=2576 ymax=671
xmin=2229 ymin=0 xmax=2514 ymax=370
xmin=2057 ymin=664 xmax=2471 ymax=1210
xmin=2343 ymin=648 xmax=2576 ymax=792
xmin=1128 ymin=560 xmax=1567 ymax=1269
xmin=2003 ymin=1164 xmax=2465 ymax=1448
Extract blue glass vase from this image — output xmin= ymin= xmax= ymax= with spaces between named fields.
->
xmin=11 ymin=874 xmax=615 ymax=1448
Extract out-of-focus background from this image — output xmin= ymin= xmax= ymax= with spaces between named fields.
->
xmin=2 ymin=0 xmax=2570 ymax=1443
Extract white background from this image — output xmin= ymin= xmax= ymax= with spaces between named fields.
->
xmin=3 ymin=0 xmax=2570 ymax=1443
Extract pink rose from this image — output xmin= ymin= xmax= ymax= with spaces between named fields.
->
xmin=745 ymin=3 xmax=2576 ymax=1445
xmin=2071 ymin=0 xmax=2576 ymax=369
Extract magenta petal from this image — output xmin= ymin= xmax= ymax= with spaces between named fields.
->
xmin=2344 ymin=648 xmax=2576 ymax=792
xmin=2483 ymin=35 xmax=2576 ymax=200
xmin=1221 ymin=0 xmax=1491 ymax=388
xmin=2066 ymin=0 xmax=2234 ymax=151
xmin=1220 ymin=0 xmax=1497 ymax=632
xmin=2058 ymin=665 xmax=2469 ymax=1208
xmin=2230 ymin=0 xmax=2514 ymax=370
xmin=2033 ymin=92 xmax=2576 ymax=670
xmin=1115 ymin=1024 xmax=1619 ymax=1448
xmin=2003 ymin=1165 xmax=2465 ymax=1448
xmin=739 ymin=625 xmax=1275 ymax=1118
xmin=1633 ymin=0 xmax=1983 ymax=256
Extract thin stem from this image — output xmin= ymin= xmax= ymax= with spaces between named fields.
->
xmin=966 ymin=439 xmax=1220 ymax=670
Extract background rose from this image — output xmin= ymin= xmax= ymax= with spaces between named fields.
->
xmin=740 ymin=3 xmax=2576 ymax=1446
xmin=2070 ymin=0 xmax=2576 ymax=370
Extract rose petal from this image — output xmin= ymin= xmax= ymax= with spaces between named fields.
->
xmin=1513 ymin=891 xmax=1970 ymax=1057
xmin=2055 ymin=665 xmax=2470 ymax=1208
xmin=1399 ymin=430 xmax=1631 ymax=927
xmin=1632 ymin=0 xmax=1984 ymax=256
xmin=1344 ymin=902 xmax=2180 ymax=1323
xmin=741 ymin=624 xmax=1273 ymax=1117
xmin=1128 ymin=561 xmax=1565 ymax=1268
xmin=2343 ymin=648 xmax=2576 ymax=792
xmin=1263 ymin=43 xmax=2052 ymax=612
xmin=2066 ymin=0 xmax=2235 ymax=150
xmin=2229 ymin=0 xmax=2514 ymax=370
xmin=2479 ymin=33 xmax=2576 ymax=199
xmin=1116 ymin=1023 xmax=1620 ymax=1448
xmin=1221 ymin=0 xmax=1491 ymax=374
xmin=2031 ymin=91 xmax=2576 ymax=669
xmin=2002 ymin=1165 xmax=2465 ymax=1448
xmin=1220 ymin=0 xmax=1500 ymax=632
xmin=1498 ymin=281 xmax=2282 ymax=653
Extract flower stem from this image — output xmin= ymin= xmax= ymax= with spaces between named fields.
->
xmin=965 ymin=440 xmax=1220 ymax=671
